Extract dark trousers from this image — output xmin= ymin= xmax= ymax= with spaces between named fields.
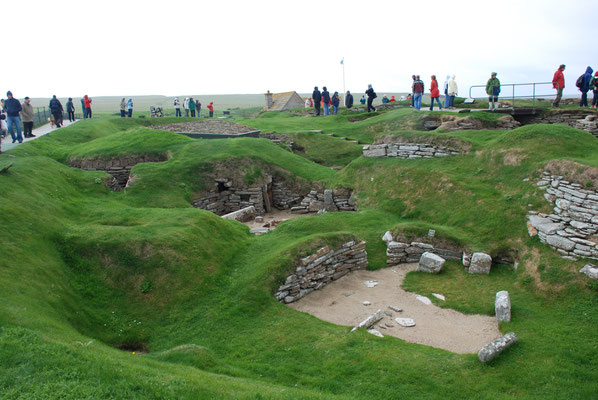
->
xmin=52 ymin=112 xmax=62 ymax=127
xmin=209 ymin=111 xmax=213 ymax=117
xmin=190 ymin=110 xmax=196 ymax=117
xmin=127 ymin=109 xmax=132 ymax=118
xmin=120 ymin=110 xmax=125 ymax=117
xmin=593 ymin=90 xmax=598 ymax=107
xmin=85 ymin=108 xmax=92 ymax=118
xmin=68 ymin=111 xmax=75 ymax=121
xmin=314 ymin=102 xmax=321 ymax=116
xmin=411 ymin=93 xmax=414 ymax=107
xmin=580 ymin=91 xmax=588 ymax=107
xmin=175 ymin=108 xmax=182 ymax=117
xmin=553 ymin=88 xmax=563 ymax=107
xmin=367 ymin=97 xmax=375 ymax=112
xmin=23 ymin=121 xmax=33 ymax=137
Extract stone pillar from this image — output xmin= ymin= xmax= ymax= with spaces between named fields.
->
xmin=265 ymin=90 xmax=273 ymax=110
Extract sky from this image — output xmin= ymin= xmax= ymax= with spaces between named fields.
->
xmin=2 ymin=0 xmax=597 ymax=99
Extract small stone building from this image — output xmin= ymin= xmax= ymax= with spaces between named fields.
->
xmin=264 ymin=91 xmax=305 ymax=111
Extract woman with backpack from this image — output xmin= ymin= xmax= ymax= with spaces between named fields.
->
xmin=485 ymin=72 xmax=501 ymax=111
xmin=429 ymin=75 xmax=442 ymax=111
xmin=365 ymin=84 xmax=377 ymax=113
xmin=577 ymin=66 xmax=594 ymax=107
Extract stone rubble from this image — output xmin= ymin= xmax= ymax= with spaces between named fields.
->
xmin=351 ymin=309 xmax=384 ymax=332
xmin=432 ymin=293 xmax=446 ymax=301
xmin=417 ymin=252 xmax=445 ymax=274
xmin=528 ymin=173 xmax=598 ymax=261
xmin=275 ymin=240 xmax=368 ymax=304
xmin=382 ymin=231 xmax=462 ymax=265
xmin=580 ymin=264 xmax=598 ymax=280
xmin=367 ymin=329 xmax=384 ymax=338
xmin=468 ymin=252 xmax=493 ymax=274
xmin=395 ymin=317 xmax=416 ymax=327
xmin=362 ymin=143 xmax=460 ymax=159
xmin=416 ymin=295 xmax=432 ymax=305
xmin=495 ymin=291 xmax=511 ymax=323
xmin=478 ymin=332 xmax=518 ymax=363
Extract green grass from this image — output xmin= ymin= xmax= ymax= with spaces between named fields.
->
xmin=1 ymin=110 xmax=598 ymax=399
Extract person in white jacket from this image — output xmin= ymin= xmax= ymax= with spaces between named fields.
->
xmin=183 ymin=98 xmax=190 ymax=117
xmin=443 ymin=75 xmax=451 ymax=108
xmin=174 ymin=97 xmax=182 ymax=117
xmin=447 ymin=75 xmax=458 ymax=109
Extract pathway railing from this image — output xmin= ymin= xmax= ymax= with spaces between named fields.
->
xmin=33 ymin=107 xmax=83 ymax=125
xmin=468 ymin=82 xmax=554 ymax=109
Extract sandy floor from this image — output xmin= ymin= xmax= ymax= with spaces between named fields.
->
xmin=289 ymin=264 xmax=501 ymax=354
xmin=244 ymin=208 xmax=312 ymax=231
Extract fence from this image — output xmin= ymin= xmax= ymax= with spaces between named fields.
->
xmin=32 ymin=107 xmax=83 ymax=126
xmin=468 ymin=82 xmax=555 ymax=109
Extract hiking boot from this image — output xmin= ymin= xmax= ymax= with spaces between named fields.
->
xmin=30 ymin=134 xmax=36 ymax=137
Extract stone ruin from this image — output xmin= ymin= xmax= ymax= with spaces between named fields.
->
xmin=528 ymin=172 xmax=598 ymax=261
xmin=362 ymin=143 xmax=460 ymax=159
xmin=68 ymin=155 xmax=167 ymax=191
xmin=192 ymin=175 xmax=357 ymax=217
xmin=274 ymin=240 xmax=368 ymax=303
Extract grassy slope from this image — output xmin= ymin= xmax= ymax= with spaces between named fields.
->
xmin=1 ymin=111 xmax=597 ymax=399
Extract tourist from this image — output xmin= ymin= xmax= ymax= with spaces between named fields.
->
xmin=360 ymin=95 xmax=366 ymax=105
xmin=184 ymin=97 xmax=190 ymax=117
xmin=66 ymin=98 xmax=75 ymax=122
xmin=0 ymin=106 xmax=6 ymax=139
xmin=443 ymin=75 xmax=451 ymax=108
xmin=80 ymin=97 xmax=86 ymax=118
xmin=412 ymin=75 xmax=424 ymax=111
xmin=207 ymin=101 xmax=214 ymax=117
xmin=312 ymin=86 xmax=322 ymax=116
xmin=578 ymin=66 xmax=594 ymax=108
xmin=120 ymin=98 xmax=126 ymax=117
xmin=20 ymin=97 xmax=35 ymax=138
xmin=390 ymin=95 xmax=396 ymax=102
xmin=126 ymin=98 xmax=133 ymax=117
xmin=83 ymin=95 xmax=92 ymax=118
xmin=189 ymin=97 xmax=196 ymax=117
xmin=4 ymin=91 xmax=23 ymax=143
xmin=447 ymin=75 xmax=458 ymax=109
xmin=345 ymin=91 xmax=354 ymax=109
xmin=196 ymin=99 xmax=201 ymax=117
xmin=486 ymin=72 xmax=501 ymax=110
xmin=322 ymin=86 xmax=331 ymax=116
xmin=305 ymin=97 xmax=311 ymax=108
xmin=331 ymin=91 xmax=340 ymax=114
xmin=49 ymin=95 xmax=64 ymax=127
xmin=411 ymin=75 xmax=416 ymax=107
xmin=174 ymin=97 xmax=182 ymax=117
xmin=365 ymin=84 xmax=377 ymax=113
xmin=382 ymin=95 xmax=389 ymax=104
xmin=590 ymin=72 xmax=598 ymax=109
xmin=429 ymin=75 xmax=442 ymax=111
xmin=552 ymin=64 xmax=566 ymax=108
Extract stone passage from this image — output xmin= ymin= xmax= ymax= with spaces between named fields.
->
xmin=275 ymin=240 xmax=368 ymax=304
xmin=528 ymin=172 xmax=598 ymax=261
xmin=69 ymin=155 xmax=167 ymax=191
xmin=362 ymin=143 xmax=460 ymax=159
xmin=291 ymin=188 xmax=357 ymax=214
xmin=382 ymin=233 xmax=462 ymax=265
xmin=193 ymin=177 xmax=271 ymax=215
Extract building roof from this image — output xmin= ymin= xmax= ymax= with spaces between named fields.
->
xmin=266 ymin=91 xmax=304 ymax=111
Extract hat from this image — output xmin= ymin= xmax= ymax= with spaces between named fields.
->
xmin=491 ymin=72 xmax=497 ymax=76
xmin=6 ymin=91 xmax=12 ymax=96
xmin=24 ymin=96 xmax=30 ymax=100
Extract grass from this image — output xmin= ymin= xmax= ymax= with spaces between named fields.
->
xmin=1 ymin=108 xmax=597 ymax=398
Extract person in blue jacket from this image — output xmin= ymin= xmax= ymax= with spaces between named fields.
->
xmin=126 ymin=98 xmax=133 ymax=117
xmin=331 ymin=91 xmax=340 ymax=114
xmin=579 ymin=66 xmax=594 ymax=108
xmin=321 ymin=86 xmax=331 ymax=115
xmin=4 ymin=91 xmax=23 ymax=143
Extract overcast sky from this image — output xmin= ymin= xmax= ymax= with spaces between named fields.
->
xmin=3 ymin=0 xmax=597 ymax=99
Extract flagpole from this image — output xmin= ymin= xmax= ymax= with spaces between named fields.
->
xmin=342 ymin=57 xmax=345 ymax=95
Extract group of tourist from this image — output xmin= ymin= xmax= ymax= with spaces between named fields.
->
xmin=172 ymin=97 xmax=214 ymax=118
xmin=555 ymin=65 xmax=598 ymax=108
xmin=119 ymin=98 xmax=134 ymax=117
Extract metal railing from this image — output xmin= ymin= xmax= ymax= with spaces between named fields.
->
xmin=468 ymin=82 xmax=554 ymax=109
xmin=32 ymin=107 xmax=83 ymax=125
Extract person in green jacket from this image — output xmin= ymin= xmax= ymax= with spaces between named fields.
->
xmin=486 ymin=72 xmax=501 ymax=111
xmin=189 ymin=97 xmax=197 ymax=117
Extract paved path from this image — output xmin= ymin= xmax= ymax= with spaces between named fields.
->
xmin=1 ymin=119 xmax=79 ymax=152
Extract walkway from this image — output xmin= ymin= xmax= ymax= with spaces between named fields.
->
xmin=1 ymin=119 xmax=79 ymax=152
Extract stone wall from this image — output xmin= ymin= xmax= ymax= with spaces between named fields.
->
xmin=528 ymin=172 xmax=598 ymax=261
xmin=520 ymin=109 xmax=598 ymax=137
xmin=362 ymin=143 xmax=460 ymax=158
xmin=275 ymin=240 xmax=368 ymax=303
xmin=272 ymin=176 xmax=303 ymax=209
xmin=384 ymin=236 xmax=462 ymax=265
xmin=69 ymin=155 xmax=167 ymax=191
xmin=290 ymin=188 xmax=357 ymax=214
xmin=192 ymin=178 xmax=268 ymax=215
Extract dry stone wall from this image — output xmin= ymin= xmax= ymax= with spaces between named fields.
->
xmin=362 ymin=143 xmax=460 ymax=159
xmin=522 ymin=110 xmax=598 ymax=137
xmin=384 ymin=235 xmax=462 ymax=265
xmin=275 ymin=240 xmax=368 ymax=304
xmin=193 ymin=178 xmax=268 ymax=215
xmin=290 ymin=188 xmax=357 ymax=214
xmin=69 ymin=155 xmax=167 ymax=191
xmin=528 ymin=172 xmax=598 ymax=261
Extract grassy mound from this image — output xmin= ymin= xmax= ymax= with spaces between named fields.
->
xmin=1 ymin=113 xmax=597 ymax=399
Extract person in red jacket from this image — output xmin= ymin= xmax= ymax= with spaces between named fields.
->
xmin=552 ymin=64 xmax=566 ymax=108
xmin=83 ymin=95 xmax=93 ymax=118
xmin=207 ymin=101 xmax=214 ymax=117
xmin=429 ymin=75 xmax=442 ymax=111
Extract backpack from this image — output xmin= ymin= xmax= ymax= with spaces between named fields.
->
xmin=576 ymin=74 xmax=585 ymax=88
xmin=372 ymin=92 xmax=377 ymax=99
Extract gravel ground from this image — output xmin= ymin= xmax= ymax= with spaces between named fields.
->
xmin=153 ymin=121 xmax=256 ymax=134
